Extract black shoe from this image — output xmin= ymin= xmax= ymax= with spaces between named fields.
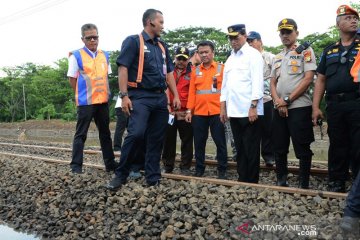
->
xmin=106 ymin=177 xmax=124 ymax=191
xmin=265 ymin=160 xmax=274 ymax=167
xmin=164 ymin=168 xmax=173 ymax=174
xmin=194 ymin=171 xmax=204 ymax=177
xmin=276 ymin=175 xmax=288 ymax=187
xmin=328 ymin=181 xmax=346 ymax=193
xmin=147 ymin=180 xmax=160 ymax=187
xmin=218 ymin=171 xmax=227 ymax=180
xmin=340 ymin=216 xmax=360 ymax=232
xmin=106 ymin=161 xmax=119 ymax=172
xmin=71 ymin=168 xmax=84 ymax=174
xmin=180 ymin=169 xmax=191 ymax=176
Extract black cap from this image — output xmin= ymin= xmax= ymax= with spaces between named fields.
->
xmin=227 ymin=24 xmax=246 ymax=36
xmin=278 ymin=18 xmax=297 ymax=31
xmin=175 ymin=46 xmax=190 ymax=59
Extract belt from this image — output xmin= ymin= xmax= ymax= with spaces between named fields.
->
xmin=129 ymin=88 xmax=165 ymax=93
xmin=325 ymin=92 xmax=360 ymax=102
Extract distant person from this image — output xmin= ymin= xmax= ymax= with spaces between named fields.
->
xmin=185 ymin=40 xmax=228 ymax=179
xmin=67 ymin=23 xmax=118 ymax=174
xmin=106 ymin=9 xmax=181 ymax=190
xmin=270 ymin=18 xmax=316 ymax=189
xmin=220 ymin=24 xmax=264 ymax=183
xmin=247 ymin=31 xmax=275 ymax=167
xmin=162 ymin=46 xmax=193 ymax=175
xmin=313 ymin=5 xmax=360 ymax=192
xmin=113 ymin=96 xmax=127 ymax=152
xmin=189 ymin=48 xmax=201 ymax=67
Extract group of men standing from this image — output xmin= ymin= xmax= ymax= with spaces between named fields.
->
xmin=67 ymin=6 xmax=360 ymax=226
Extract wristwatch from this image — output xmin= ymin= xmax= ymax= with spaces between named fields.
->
xmin=250 ymin=103 xmax=257 ymax=109
xmin=119 ymin=91 xmax=128 ymax=98
xmin=283 ymin=96 xmax=291 ymax=105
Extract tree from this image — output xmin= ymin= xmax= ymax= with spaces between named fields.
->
xmin=162 ymin=27 xmax=230 ymax=63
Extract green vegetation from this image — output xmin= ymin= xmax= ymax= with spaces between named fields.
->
xmin=1 ymin=2 xmax=359 ymax=122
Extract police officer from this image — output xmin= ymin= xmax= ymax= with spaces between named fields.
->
xmin=106 ymin=9 xmax=181 ymax=190
xmin=313 ymin=5 xmax=360 ymax=193
xmin=270 ymin=18 xmax=317 ymax=189
xmin=247 ymin=31 xmax=275 ymax=167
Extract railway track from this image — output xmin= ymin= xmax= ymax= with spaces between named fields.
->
xmin=0 ymin=142 xmax=328 ymax=176
xmin=0 ymin=142 xmax=346 ymax=199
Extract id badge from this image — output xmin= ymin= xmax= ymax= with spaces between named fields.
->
xmin=163 ymin=64 xmax=167 ymax=75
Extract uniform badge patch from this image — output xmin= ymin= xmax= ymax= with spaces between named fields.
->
xmin=332 ymin=48 xmax=339 ymax=53
xmin=304 ymin=50 xmax=312 ymax=62
xmin=292 ymin=66 xmax=298 ymax=73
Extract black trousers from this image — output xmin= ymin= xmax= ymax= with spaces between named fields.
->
xmin=192 ymin=115 xmax=227 ymax=173
xmin=71 ymin=103 xmax=115 ymax=170
xmin=162 ymin=119 xmax=193 ymax=171
xmin=113 ymin=107 xmax=127 ymax=151
xmin=115 ymin=89 xmax=168 ymax=185
xmin=261 ymin=101 xmax=274 ymax=162
xmin=326 ymin=99 xmax=360 ymax=182
xmin=230 ymin=116 xmax=262 ymax=183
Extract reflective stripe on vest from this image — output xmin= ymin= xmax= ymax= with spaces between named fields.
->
xmin=196 ymin=89 xmax=221 ymax=94
xmin=72 ymin=48 xmax=109 ymax=106
xmin=128 ymin=34 xmax=166 ymax=88
xmin=195 ymin=63 xmax=222 ymax=95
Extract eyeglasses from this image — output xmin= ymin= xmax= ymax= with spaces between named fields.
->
xmin=84 ymin=36 xmax=99 ymax=41
xmin=340 ymin=50 xmax=348 ymax=64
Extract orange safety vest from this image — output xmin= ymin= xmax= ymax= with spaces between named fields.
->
xmin=351 ymin=49 xmax=360 ymax=82
xmin=70 ymin=48 xmax=110 ymax=106
xmin=127 ymin=34 xmax=166 ymax=88
xmin=187 ymin=62 xmax=224 ymax=116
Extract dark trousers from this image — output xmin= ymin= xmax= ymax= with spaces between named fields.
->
xmin=115 ymin=90 xmax=168 ymax=184
xmin=272 ymin=106 xmax=314 ymax=175
xmin=261 ymin=101 xmax=274 ymax=163
xmin=326 ymin=100 xmax=360 ymax=182
xmin=345 ymin=167 xmax=360 ymax=217
xmin=192 ymin=115 xmax=227 ymax=173
xmin=162 ymin=119 xmax=193 ymax=171
xmin=230 ymin=117 xmax=262 ymax=183
xmin=71 ymin=103 xmax=115 ymax=170
xmin=113 ymin=107 xmax=127 ymax=151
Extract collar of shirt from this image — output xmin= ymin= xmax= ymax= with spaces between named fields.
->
xmin=199 ymin=61 xmax=217 ymax=70
xmin=231 ymin=42 xmax=252 ymax=56
xmin=141 ymin=30 xmax=159 ymax=44
xmin=83 ymin=46 xmax=98 ymax=58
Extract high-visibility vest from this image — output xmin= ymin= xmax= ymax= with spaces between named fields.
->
xmin=127 ymin=34 xmax=166 ymax=88
xmin=70 ymin=48 xmax=110 ymax=106
xmin=351 ymin=49 xmax=360 ymax=82
xmin=187 ymin=62 xmax=224 ymax=116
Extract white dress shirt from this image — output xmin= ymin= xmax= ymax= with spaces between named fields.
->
xmin=220 ymin=43 xmax=264 ymax=117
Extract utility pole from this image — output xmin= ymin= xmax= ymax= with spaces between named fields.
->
xmin=22 ymin=84 xmax=27 ymax=121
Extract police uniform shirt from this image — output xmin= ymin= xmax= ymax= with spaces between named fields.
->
xmin=220 ymin=43 xmax=264 ymax=117
xmin=271 ymin=43 xmax=317 ymax=109
xmin=262 ymin=50 xmax=275 ymax=102
xmin=317 ymin=39 xmax=360 ymax=94
xmin=116 ymin=31 xmax=174 ymax=90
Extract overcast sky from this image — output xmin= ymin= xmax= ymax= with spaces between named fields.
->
xmin=0 ymin=0 xmax=356 ymax=71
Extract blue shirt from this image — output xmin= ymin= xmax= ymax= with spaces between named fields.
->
xmin=116 ymin=31 xmax=174 ymax=90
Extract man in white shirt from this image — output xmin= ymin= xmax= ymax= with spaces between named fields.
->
xmin=220 ymin=24 xmax=264 ymax=183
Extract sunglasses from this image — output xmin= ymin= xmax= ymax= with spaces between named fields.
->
xmin=84 ymin=36 xmax=99 ymax=41
xmin=340 ymin=50 xmax=348 ymax=64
